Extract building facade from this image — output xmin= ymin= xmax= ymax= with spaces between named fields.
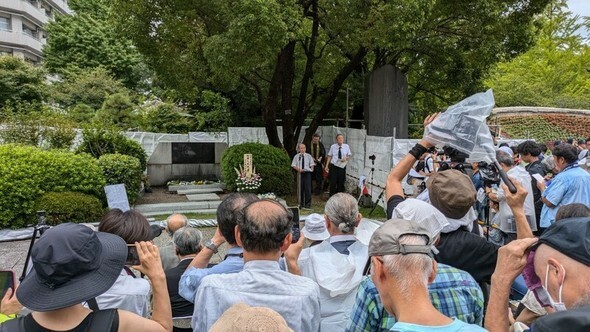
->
xmin=0 ymin=0 xmax=70 ymax=64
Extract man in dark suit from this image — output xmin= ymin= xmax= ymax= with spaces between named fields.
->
xmin=310 ymin=133 xmax=326 ymax=195
xmin=165 ymin=227 xmax=203 ymax=331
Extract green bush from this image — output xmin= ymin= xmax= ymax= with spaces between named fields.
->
xmin=98 ymin=153 xmax=142 ymax=203
xmin=0 ymin=112 xmax=42 ymax=146
xmin=35 ymin=192 xmax=105 ymax=225
xmin=77 ymin=126 xmax=147 ymax=170
xmin=0 ymin=145 xmax=105 ymax=228
xmin=221 ymin=143 xmax=293 ymax=196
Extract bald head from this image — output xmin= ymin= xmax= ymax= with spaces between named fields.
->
xmin=534 ymin=244 xmax=590 ymax=308
xmin=167 ymin=213 xmax=188 ymax=235
xmin=236 ymin=200 xmax=292 ymax=254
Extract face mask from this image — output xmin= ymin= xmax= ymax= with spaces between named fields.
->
xmin=522 ymin=250 xmax=552 ymax=307
xmin=543 ymin=264 xmax=567 ymax=312
xmin=522 ymin=250 xmax=566 ymax=311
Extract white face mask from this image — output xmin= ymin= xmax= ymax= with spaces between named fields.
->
xmin=543 ymin=264 xmax=567 ymax=312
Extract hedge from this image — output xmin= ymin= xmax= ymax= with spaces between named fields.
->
xmin=98 ymin=153 xmax=143 ymax=204
xmin=221 ymin=143 xmax=293 ymax=196
xmin=77 ymin=127 xmax=147 ymax=170
xmin=35 ymin=192 xmax=104 ymax=225
xmin=0 ymin=145 xmax=105 ymax=228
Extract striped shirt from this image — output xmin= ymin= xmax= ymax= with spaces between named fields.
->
xmin=346 ymin=264 xmax=484 ymax=332
xmin=192 ymin=260 xmax=321 ymax=331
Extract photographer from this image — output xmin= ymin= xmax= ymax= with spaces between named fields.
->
xmin=487 ymin=149 xmax=537 ymax=244
xmin=1 ymin=223 xmax=172 ymax=332
xmin=385 ymin=113 xmax=533 ymax=284
xmin=96 ymin=209 xmax=154 ymax=317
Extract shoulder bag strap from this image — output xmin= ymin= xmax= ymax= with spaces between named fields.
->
xmin=87 ymin=309 xmax=118 ymax=332
xmin=0 ymin=316 xmax=26 ymax=331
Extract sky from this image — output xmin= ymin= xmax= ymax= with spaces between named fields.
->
xmin=567 ymin=0 xmax=589 ymax=37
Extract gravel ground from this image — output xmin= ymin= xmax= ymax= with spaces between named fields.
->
xmin=0 ymin=225 xmax=228 ymax=279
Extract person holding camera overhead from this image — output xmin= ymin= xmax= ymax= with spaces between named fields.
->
xmin=325 ymin=134 xmax=352 ymax=196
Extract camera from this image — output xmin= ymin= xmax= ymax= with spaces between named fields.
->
xmin=369 ymin=154 xmax=376 ymax=161
xmin=478 ymin=161 xmax=500 ymax=186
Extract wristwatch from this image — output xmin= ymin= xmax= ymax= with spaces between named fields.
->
xmin=204 ymin=240 xmax=219 ymax=253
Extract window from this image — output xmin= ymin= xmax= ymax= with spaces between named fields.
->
xmin=22 ymin=24 xmax=38 ymax=39
xmin=0 ymin=16 xmax=10 ymax=31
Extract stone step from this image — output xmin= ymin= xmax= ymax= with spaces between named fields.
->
xmin=139 ymin=209 xmax=218 ymax=217
xmin=177 ymin=188 xmax=223 ymax=195
xmin=134 ymin=201 xmax=221 ymax=214
xmin=168 ymin=183 xmax=225 ymax=192
xmin=185 ymin=193 xmax=221 ymax=201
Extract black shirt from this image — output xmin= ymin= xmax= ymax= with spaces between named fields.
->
xmin=387 ymin=195 xmax=499 ymax=283
xmin=525 ymin=160 xmax=546 ymax=208
xmin=21 ymin=310 xmax=119 ymax=332
xmin=165 ymin=259 xmax=195 ymax=318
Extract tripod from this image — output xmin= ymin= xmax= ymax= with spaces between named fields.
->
xmin=20 ymin=211 xmax=50 ymax=282
xmin=361 ymin=156 xmax=386 ymax=217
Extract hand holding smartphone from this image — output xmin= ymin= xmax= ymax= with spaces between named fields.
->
xmin=0 ymin=270 xmax=15 ymax=300
xmin=126 ymin=245 xmax=141 ymax=266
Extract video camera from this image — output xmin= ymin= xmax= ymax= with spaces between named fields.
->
xmin=477 ymin=161 xmax=500 ymax=187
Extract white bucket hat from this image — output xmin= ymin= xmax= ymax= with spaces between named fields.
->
xmin=301 ymin=213 xmax=330 ymax=241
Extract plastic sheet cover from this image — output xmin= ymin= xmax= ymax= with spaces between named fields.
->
xmin=424 ymin=90 xmax=496 ymax=163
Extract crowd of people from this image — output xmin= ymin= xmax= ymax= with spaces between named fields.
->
xmin=1 ymin=121 xmax=589 ymax=331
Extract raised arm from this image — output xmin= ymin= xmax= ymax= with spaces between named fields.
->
xmin=119 ymin=241 xmax=173 ymax=332
xmin=501 ymin=179 xmax=534 ymax=239
xmin=386 ymin=113 xmax=438 ymax=201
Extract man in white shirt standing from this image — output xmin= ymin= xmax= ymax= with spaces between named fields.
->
xmin=292 ymin=143 xmax=315 ymax=209
xmin=192 ymin=200 xmax=321 ymax=332
xmin=325 ymin=134 xmax=352 ymax=196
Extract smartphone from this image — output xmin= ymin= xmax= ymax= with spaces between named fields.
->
xmin=289 ymin=207 xmax=301 ymax=243
xmin=126 ymin=245 xmax=141 ymax=266
xmin=0 ymin=270 xmax=15 ymax=299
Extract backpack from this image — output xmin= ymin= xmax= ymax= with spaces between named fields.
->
xmin=0 ymin=309 xmax=118 ymax=332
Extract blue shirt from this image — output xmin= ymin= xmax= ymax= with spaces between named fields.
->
xmin=540 ymin=166 xmax=590 ymax=227
xmin=346 ymin=264 xmax=484 ymax=332
xmin=391 ymin=319 xmax=486 ymax=331
xmin=178 ymin=246 xmax=244 ymax=303
xmin=192 ymin=260 xmax=321 ymax=332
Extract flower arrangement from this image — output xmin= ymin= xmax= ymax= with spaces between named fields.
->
xmin=257 ymin=192 xmax=277 ymax=200
xmin=167 ymin=180 xmax=217 ymax=186
xmin=234 ymin=165 xmax=262 ymax=193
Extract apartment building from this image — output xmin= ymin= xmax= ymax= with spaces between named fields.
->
xmin=0 ymin=0 xmax=70 ymax=64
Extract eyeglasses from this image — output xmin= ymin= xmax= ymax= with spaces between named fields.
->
xmin=363 ymin=256 xmax=383 ymax=276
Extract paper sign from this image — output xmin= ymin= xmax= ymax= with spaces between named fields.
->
xmin=532 ymin=173 xmax=545 ymax=184
xmin=244 ymin=154 xmax=253 ymax=177
xmin=105 ymin=184 xmax=130 ymax=212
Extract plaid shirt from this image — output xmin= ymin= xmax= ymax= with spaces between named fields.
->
xmin=346 ymin=264 xmax=484 ymax=332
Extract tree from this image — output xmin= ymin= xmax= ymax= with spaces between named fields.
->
xmin=0 ymin=56 xmax=46 ymax=108
xmin=49 ymin=67 xmax=129 ymax=111
xmin=111 ymin=0 xmax=551 ymax=155
xmin=486 ymin=0 xmax=590 ymax=109
xmin=43 ymin=0 xmax=148 ymax=89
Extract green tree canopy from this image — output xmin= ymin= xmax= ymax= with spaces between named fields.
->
xmin=0 ymin=56 xmax=46 ymax=108
xmin=112 ymin=0 xmax=550 ymax=154
xmin=486 ymin=0 xmax=590 ymax=109
xmin=49 ymin=67 xmax=128 ymax=111
xmin=43 ymin=0 xmax=147 ymax=89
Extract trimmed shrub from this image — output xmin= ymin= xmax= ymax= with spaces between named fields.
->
xmin=35 ymin=192 xmax=104 ymax=225
xmin=77 ymin=126 xmax=147 ymax=170
xmin=0 ymin=145 xmax=105 ymax=228
xmin=221 ymin=143 xmax=293 ymax=196
xmin=98 ymin=153 xmax=142 ymax=203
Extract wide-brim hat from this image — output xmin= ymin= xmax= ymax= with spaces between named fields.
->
xmin=17 ymin=223 xmax=127 ymax=311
